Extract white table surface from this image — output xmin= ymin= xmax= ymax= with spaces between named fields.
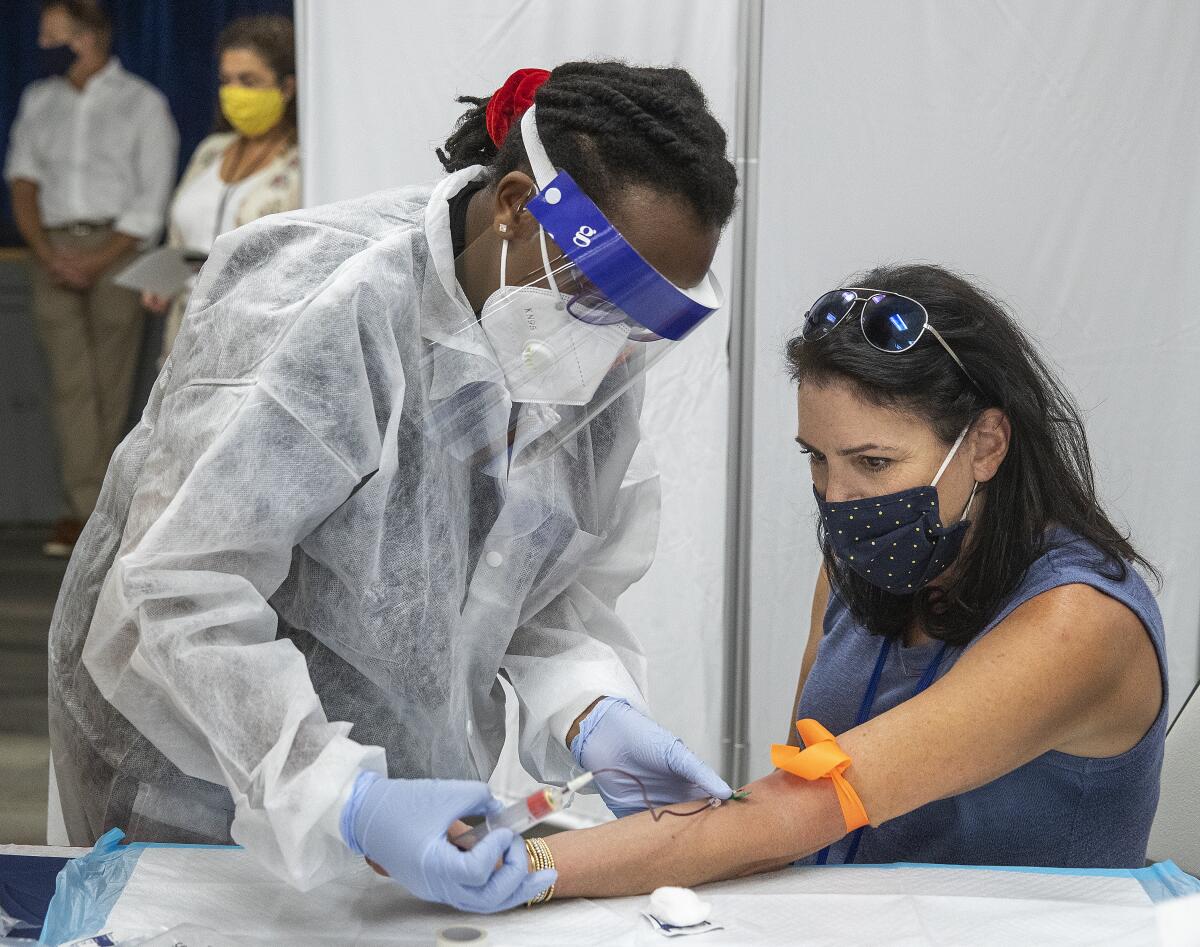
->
xmin=6 ymin=844 xmax=1189 ymax=947
xmin=99 ymin=849 xmax=1182 ymax=946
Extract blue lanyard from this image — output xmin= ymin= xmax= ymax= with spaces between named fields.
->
xmin=814 ymin=635 xmax=949 ymax=866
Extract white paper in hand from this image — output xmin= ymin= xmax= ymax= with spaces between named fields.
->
xmin=113 ymin=247 xmax=195 ymax=297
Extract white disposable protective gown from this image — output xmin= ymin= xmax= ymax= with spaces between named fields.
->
xmin=47 ymin=166 xmax=658 ymax=889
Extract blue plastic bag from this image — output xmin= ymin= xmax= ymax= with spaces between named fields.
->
xmin=38 ymin=830 xmax=144 ymax=947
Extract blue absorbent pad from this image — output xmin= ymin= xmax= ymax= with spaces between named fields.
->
xmin=839 ymin=859 xmax=1200 ymax=904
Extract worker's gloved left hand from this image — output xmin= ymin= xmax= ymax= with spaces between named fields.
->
xmin=571 ymin=697 xmax=732 ymax=817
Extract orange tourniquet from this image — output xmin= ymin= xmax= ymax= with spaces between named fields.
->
xmin=771 ymin=719 xmax=870 ymax=832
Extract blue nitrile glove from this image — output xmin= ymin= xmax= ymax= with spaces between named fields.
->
xmin=571 ymin=697 xmax=733 ymax=817
xmin=340 ymin=771 xmax=556 ymax=913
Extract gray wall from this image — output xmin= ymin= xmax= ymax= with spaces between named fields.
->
xmin=0 ymin=256 xmax=60 ymax=523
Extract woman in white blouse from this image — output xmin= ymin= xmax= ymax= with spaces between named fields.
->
xmin=143 ymin=15 xmax=301 ymax=360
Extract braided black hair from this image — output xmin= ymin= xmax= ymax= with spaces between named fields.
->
xmin=437 ymin=61 xmax=737 ymax=229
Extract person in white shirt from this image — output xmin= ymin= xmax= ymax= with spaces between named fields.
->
xmin=4 ymin=0 xmax=178 ymax=557
xmin=142 ymin=15 xmax=301 ymax=364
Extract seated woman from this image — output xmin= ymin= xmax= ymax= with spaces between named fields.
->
xmin=521 ymin=262 xmax=1165 ymax=902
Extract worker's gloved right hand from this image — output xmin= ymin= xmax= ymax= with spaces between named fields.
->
xmin=572 ymin=697 xmax=732 ymax=818
xmin=340 ymin=771 xmax=556 ymax=913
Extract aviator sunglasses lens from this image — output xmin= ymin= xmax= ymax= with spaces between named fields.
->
xmin=860 ymin=292 xmax=927 ymax=352
xmin=802 ymin=289 xmax=858 ymax=340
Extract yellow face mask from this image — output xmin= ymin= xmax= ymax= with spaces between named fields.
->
xmin=219 ymin=85 xmax=286 ymax=138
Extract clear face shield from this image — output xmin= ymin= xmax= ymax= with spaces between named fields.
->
xmin=423 ymin=106 xmax=724 ymax=475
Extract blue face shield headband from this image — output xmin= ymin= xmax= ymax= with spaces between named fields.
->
xmin=519 ymin=107 xmax=723 ymax=342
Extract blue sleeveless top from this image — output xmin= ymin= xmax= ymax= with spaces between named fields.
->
xmin=795 ymin=529 xmax=1167 ymax=869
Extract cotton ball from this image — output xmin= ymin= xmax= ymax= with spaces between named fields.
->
xmin=648 ymin=886 xmax=712 ymax=927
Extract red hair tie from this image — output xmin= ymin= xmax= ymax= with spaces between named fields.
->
xmin=485 ymin=68 xmax=551 ymax=148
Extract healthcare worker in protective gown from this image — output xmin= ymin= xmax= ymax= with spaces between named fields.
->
xmin=46 ymin=62 xmax=740 ymax=912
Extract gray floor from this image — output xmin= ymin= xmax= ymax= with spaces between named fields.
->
xmin=0 ymin=526 xmax=64 ymax=845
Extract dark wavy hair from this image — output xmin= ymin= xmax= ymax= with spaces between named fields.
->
xmin=437 ymin=61 xmax=738 ymax=229
xmin=785 ymin=263 xmax=1158 ymax=647
xmin=214 ymin=14 xmax=297 ymax=145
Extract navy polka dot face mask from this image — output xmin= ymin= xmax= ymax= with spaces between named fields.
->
xmin=814 ymin=426 xmax=979 ymax=596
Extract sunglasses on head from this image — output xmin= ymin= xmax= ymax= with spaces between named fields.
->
xmin=801 ymin=287 xmax=979 ymax=389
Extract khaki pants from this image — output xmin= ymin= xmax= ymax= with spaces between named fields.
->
xmin=30 ymin=227 xmax=143 ymax=520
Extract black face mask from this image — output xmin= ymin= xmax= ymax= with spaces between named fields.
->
xmin=41 ymin=44 xmax=76 ymax=76
xmin=815 ymin=482 xmax=977 ymax=596
xmin=814 ymin=425 xmax=976 ymax=596
xmin=816 ymin=424 xmax=980 ymax=639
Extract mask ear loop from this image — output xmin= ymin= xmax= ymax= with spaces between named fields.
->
xmin=498 ymin=221 xmax=563 ymax=307
xmin=931 ymin=424 xmax=971 ymax=488
xmin=930 ymin=424 xmax=980 ymax=525
xmin=498 ymin=237 xmax=510 ymax=291
xmin=959 ymin=480 xmax=980 ymax=523
xmin=537 ymin=226 xmax=564 ymax=304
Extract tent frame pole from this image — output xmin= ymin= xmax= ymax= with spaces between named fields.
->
xmin=722 ymin=0 xmax=765 ymax=788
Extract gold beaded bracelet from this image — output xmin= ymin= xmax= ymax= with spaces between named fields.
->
xmin=524 ymin=836 xmax=556 ymax=906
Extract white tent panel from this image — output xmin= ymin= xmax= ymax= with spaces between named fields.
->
xmin=745 ymin=0 xmax=1200 ymax=778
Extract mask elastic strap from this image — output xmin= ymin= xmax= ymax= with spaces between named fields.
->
xmin=498 ymin=224 xmax=563 ymax=299
xmin=931 ymin=424 xmax=971 ymax=488
xmin=959 ymin=481 xmax=980 ymax=523
xmin=537 ymin=226 xmax=562 ymax=297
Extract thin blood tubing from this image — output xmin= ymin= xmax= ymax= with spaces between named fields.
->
xmin=589 ymin=768 xmax=722 ymax=821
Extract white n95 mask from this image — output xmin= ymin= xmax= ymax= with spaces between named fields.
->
xmin=421 ymin=105 xmax=725 ymax=472
xmin=479 ymin=229 xmax=631 ymax=406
